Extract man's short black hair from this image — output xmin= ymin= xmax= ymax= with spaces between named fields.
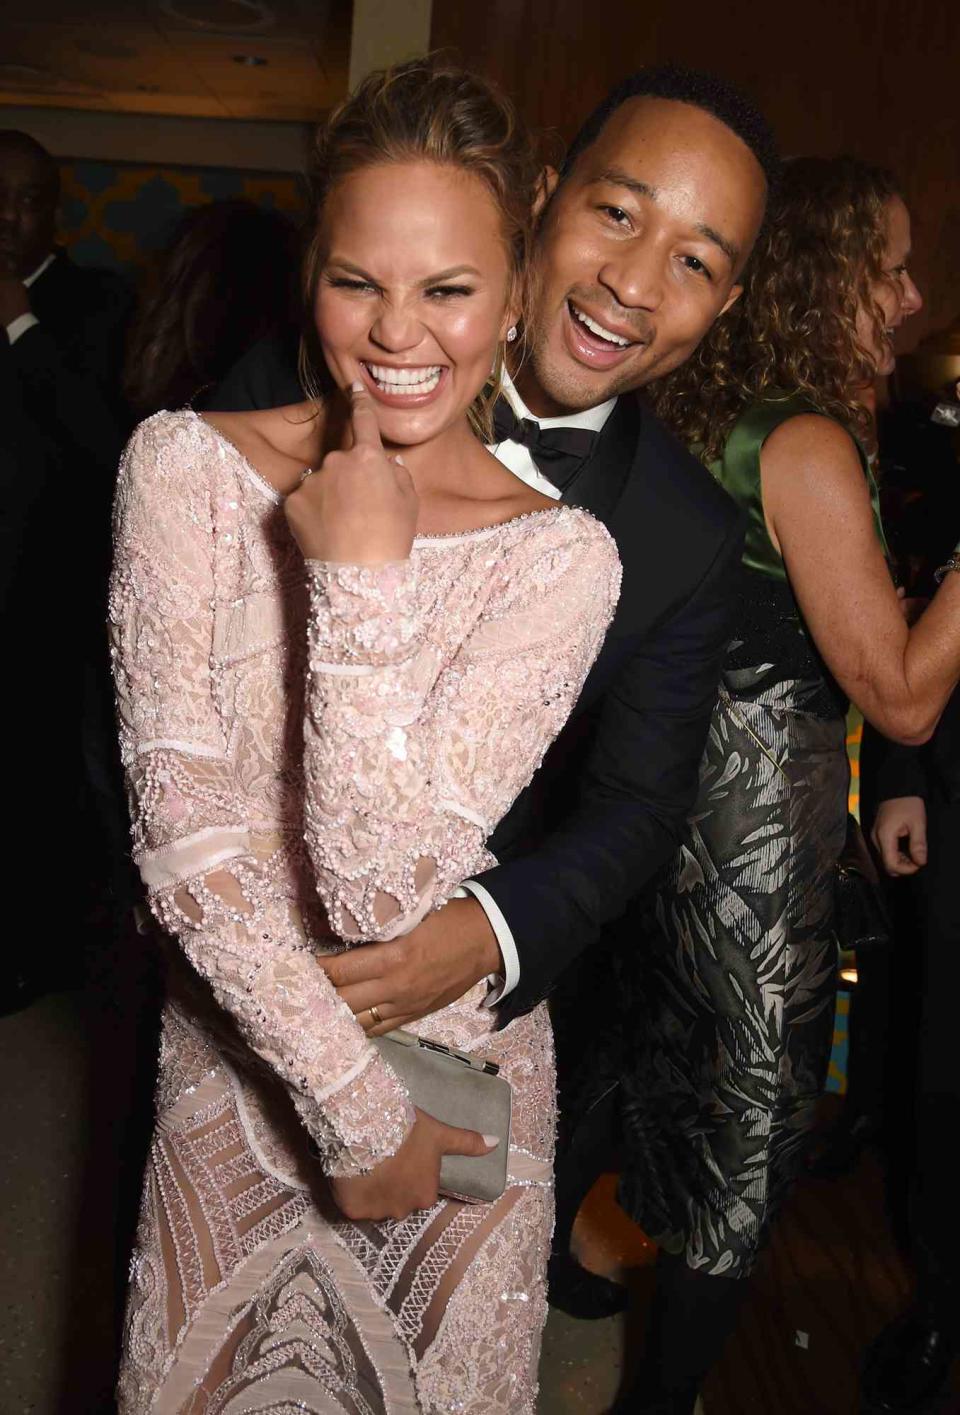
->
xmin=561 ymin=64 xmax=779 ymax=193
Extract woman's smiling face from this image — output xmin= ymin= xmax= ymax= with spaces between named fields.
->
xmin=315 ymin=160 xmax=518 ymax=447
xmin=857 ymin=195 xmax=923 ymax=378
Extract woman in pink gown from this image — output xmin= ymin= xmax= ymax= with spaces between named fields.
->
xmin=109 ymin=60 xmax=620 ymax=1413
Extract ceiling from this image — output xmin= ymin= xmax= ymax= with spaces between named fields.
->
xmin=0 ymin=0 xmax=353 ymax=121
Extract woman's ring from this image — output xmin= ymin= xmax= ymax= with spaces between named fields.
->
xmin=368 ymin=1004 xmax=383 ymax=1028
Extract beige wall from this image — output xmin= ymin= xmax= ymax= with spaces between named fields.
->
xmin=349 ymin=0 xmax=433 ymax=86
xmin=0 ymin=104 xmax=310 ymax=172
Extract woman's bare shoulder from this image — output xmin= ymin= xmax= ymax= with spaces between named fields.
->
xmin=761 ymin=411 xmax=862 ymax=471
xmin=202 ymin=401 xmax=320 ymax=449
xmin=200 ymin=401 xmax=325 ymax=494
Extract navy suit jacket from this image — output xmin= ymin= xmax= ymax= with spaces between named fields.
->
xmin=485 ymin=395 xmax=744 ymax=1018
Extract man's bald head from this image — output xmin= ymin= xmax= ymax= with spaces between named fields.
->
xmin=0 ymin=130 xmax=59 ymax=278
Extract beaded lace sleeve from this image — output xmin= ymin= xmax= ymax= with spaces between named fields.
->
xmin=302 ymin=511 xmax=622 ymax=942
xmin=109 ymin=417 xmax=415 ymax=1177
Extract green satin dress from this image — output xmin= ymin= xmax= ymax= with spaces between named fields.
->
xmin=618 ymin=396 xmax=888 ymax=1278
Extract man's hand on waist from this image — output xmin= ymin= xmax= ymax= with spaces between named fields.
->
xmin=319 ymin=896 xmax=502 ymax=1035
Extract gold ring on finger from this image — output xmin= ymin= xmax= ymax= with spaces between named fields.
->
xmin=368 ymin=1004 xmax=383 ymax=1027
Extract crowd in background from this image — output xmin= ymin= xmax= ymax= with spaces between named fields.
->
xmin=2 ymin=90 xmax=959 ymax=1414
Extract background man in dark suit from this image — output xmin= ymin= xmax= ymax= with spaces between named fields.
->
xmin=861 ymin=681 xmax=960 ymax=1414
xmin=1 ymin=129 xmax=134 ymax=1003
xmin=0 ymin=326 xmax=70 ymax=1012
xmin=0 ymin=130 xmax=131 ymax=477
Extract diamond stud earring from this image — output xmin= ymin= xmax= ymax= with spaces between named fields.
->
xmin=506 ymin=325 xmax=518 ymax=342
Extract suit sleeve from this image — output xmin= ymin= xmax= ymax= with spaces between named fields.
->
xmin=872 ymin=738 xmax=929 ymax=803
xmin=481 ymin=513 xmax=745 ymax=1018
xmin=10 ymin=319 xmax=128 ymax=474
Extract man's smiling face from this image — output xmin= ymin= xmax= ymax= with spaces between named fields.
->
xmin=520 ymin=96 xmax=768 ymax=416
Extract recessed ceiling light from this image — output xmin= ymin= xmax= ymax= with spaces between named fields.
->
xmin=159 ymin=0 xmax=274 ymax=33
xmin=233 ymin=54 xmax=268 ymax=66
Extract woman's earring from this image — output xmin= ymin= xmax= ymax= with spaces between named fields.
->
xmin=506 ymin=325 xmax=518 ymax=342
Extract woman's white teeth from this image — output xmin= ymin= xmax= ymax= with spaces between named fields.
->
xmin=366 ymin=362 xmax=442 ymax=393
xmin=573 ymin=306 xmax=631 ymax=347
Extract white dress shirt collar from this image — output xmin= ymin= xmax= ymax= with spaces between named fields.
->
xmin=499 ymin=364 xmax=617 ymax=434
xmin=487 ymin=366 xmax=618 ymax=498
xmin=4 ymin=253 xmax=55 ymax=344
xmin=23 ymin=251 xmax=56 ymax=289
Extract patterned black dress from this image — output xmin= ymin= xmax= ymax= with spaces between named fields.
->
xmin=618 ymin=396 xmax=888 ymax=1277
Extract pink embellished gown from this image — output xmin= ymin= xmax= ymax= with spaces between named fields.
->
xmin=109 ymin=411 xmax=621 ymax=1414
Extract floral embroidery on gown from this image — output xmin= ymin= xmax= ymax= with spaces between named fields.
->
xmin=109 ymin=410 xmax=620 ymax=1414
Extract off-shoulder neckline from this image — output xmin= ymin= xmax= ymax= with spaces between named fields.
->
xmin=185 ymin=408 xmax=579 ymax=547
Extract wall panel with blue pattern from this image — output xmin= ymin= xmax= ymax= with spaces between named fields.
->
xmin=58 ymin=158 xmax=303 ymax=278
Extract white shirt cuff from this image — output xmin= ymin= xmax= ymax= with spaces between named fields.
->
xmin=6 ymin=312 xmax=38 ymax=345
xmin=454 ymin=879 xmax=520 ymax=1005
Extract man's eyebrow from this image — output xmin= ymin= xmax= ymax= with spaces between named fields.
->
xmin=590 ymin=167 xmax=658 ymax=202
xmin=590 ymin=166 xmax=739 ymax=265
xmin=696 ymin=223 xmax=739 ymax=265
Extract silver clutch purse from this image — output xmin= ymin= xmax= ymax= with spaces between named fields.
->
xmin=373 ymin=1029 xmax=511 ymax=1204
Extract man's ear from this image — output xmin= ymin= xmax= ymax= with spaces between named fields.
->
xmin=533 ymin=165 xmax=560 ymax=222
xmin=719 ymin=283 xmax=743 ymax=318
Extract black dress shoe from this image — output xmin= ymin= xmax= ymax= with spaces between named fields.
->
xmin=861 ymin=1310 xmax=956 ymax=1412
xmin=547 ymin=1253 xmax=628 ymax=1319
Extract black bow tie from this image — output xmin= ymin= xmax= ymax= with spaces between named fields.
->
xmin=492 ymin=398 xmax=599 ymax=491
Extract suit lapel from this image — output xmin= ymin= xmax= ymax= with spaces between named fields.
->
xmin=28 ymin=251 xmax=70 ymax=325
xmin=561 ymin=395 xmax=641 ymax=523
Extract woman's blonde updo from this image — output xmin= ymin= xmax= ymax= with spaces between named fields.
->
xmin=300 ymin=56 xmax=541 ymax=437
xmin=650 ymin=155 xmax=902 ymax=461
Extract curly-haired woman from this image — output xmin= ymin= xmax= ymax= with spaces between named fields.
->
xmin=609 ymin=159 xmax=960 ymax=1414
